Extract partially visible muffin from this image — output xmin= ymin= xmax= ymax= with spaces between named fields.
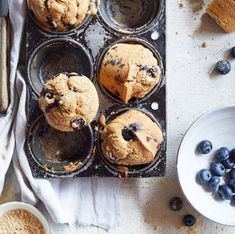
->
xmin=27 ymin=0 xmax=90 ymax=32
xmin=101 ymin=109 xmax=163 ymax=166
xmin=39 ymin=73 xmax=99 ymax=132
xmin=99 ymin=43 xmax=161 ymax=103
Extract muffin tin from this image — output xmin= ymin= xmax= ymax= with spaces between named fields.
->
xmin=25 ymin=0 xmax=166 ymax=178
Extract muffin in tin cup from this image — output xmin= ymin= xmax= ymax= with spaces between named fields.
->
xmin=97 ymin=107 xmax=164 ymax=176
xmin=97 ymin=38 xmax=164 ymax=104
xmin=27 ymin=0 xmax=92 ymax=34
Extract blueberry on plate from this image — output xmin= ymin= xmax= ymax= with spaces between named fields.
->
xmin=229 ymin=168 xmax=235 ymax=179
xmin=215 ymin=147 xmax=230 ymax=162
xmin=210 ymin=162 xmax=225 ymax=177
xmin=197 ymin=140 xmax=213 ymax=154
xmin=183 ymin=214 xmax=196 ymax=227
xmin=231 ymin=47 xmax=235 ymax=58
xmin=228 ymin=178 xmax=235 ymax=193
xmin=218 ymin=185 xmax=233 ymax=200
xmin=169 ymin=197 xmax=183 ymax=211
xmin=222 ymin=157 xmax=234 ymax=169
xmin=197 ymin=169 xmax=212 ymax=184
xmin=230 ymin=148 xmax=235 ymax=161
xmin=216 ymin=60 xmax=231 ymax=75
xmin=208 ymin=176 xmax=220 ymax=192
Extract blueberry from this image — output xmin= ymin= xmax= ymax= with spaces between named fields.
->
xmin=197 ymin=169 xmax=212 ymax=184
xmin=208 ymin=176 xmax=220 ymax=192
xmin=71 ymin=118 xmax=86 ymax=130
xmin=183 ymin=214 xmax=196 ymax=227
xmin=169 ymin=197 xmax=183 ymax=211
xmin=230 ymin=148 xmax=235 ymax=161
xmin=231 ymin=47 xmax=235 ymax=58
xmin=197 ymin=140 xmax=213 ymax=154
xmin=216 ymin=60 xmax=231 ymax=75
xmin=229 ymin=168 xmax=235 ymax=179
xmin=218 ymin=185 xmax=233 ymax=200
xmin=122 ymin=123 xmax=139 ymax=141
xmin=222 ymin=157 xmax=234 ymax=169
xmin=228 ymin=178 xmax=235 ymax=192
xmin=210 ymin=162 xmax=225 ymax=176
xmin=215 ymin=147 xmax=230 ymax=162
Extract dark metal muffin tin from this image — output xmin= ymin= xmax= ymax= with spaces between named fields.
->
xmin=25 ymin=0 xmax=166 ymax=178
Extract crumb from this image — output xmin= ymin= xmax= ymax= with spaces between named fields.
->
xmin=98 ymin=114 xmax=106 ymax=127
xmin=187 ymin=33 xmax=192 ymax=38
xmin=92 ymin=147 xmax=96 ymax=155
xmin=179 ymin=0 xmax=184 ymax=8
xmin=176 ymin=32 xmax=179 ymax=35
xmin=202 ymin=42 xmax=208 ymax=48
xmin=94 ymin=126 xmax=99 ymax=132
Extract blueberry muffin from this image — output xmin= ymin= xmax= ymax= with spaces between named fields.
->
xmin=99 ymin=43 xmax=161 ymax=103
xmin=101 ymin=109 xmax=163 ymax=166
xmin=27 ymin=0 xmax=90 ymax=32
xmin=39 ymin=73 xmax=99 ymax=132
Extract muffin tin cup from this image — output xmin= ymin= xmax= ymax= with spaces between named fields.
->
xmin=27 ymin=38 xmax=94 ymax=96
xmin=97 ymin=0 xmax=163 ymax=35
xmin=95 ymin=37 xmax=164 ymax=105
xmin=25 ymin=0 xmax=166 ymax=178
xmin=97 ymin=107 xmax=166 ymax=177
xmin=26 ymin=115 xmax=94 ymax=176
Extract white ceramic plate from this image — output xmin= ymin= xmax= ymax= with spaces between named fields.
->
xmin=0 ymin=202 xmax=51 ymax=233
xmin=177 ymin=105 xmax=235 ymax=226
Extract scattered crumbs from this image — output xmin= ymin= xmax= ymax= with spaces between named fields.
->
xmin=179 ymin=0 xmax=184 ymax=8
xmin=43 ymin=164 xmax=49 ymax=172
xmin=144 ymin=219 xmax=151 ymax=224
xmin=94 ymin=126 xmax=98 ymax=132
xmin=187 ymin=33 xmax=192 ymax=38
xmin=202 ymin=42 xmax=208 ymax=48
xmin=175 ymin=32 xmax=179 ymax=35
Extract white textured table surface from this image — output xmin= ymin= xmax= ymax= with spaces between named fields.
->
xmin=2 ymin=0 xmax=235 ymax=233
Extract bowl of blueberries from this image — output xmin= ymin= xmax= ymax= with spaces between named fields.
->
xmin=177 ymin=105 xmax=235 ymax=226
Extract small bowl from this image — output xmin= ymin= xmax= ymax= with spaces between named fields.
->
xmin=97 ymin=0 xmax=162 ymax=35
xmin=177 ymin=105 xmax=235 ymax=226
xmin=0 ymin=201 xmax=51 ymax=233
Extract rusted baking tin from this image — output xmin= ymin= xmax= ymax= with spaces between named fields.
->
xmin=25 ymin=0 xmax=166 ymax=178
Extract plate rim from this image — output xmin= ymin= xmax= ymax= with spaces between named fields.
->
xmin=177 ymin=104 xmax=235 ymax=226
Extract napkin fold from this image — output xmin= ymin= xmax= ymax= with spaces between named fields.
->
xmin=0 ymin=0 xmax=121 ymax=229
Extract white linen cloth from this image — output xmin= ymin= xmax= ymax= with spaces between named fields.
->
xmin=0 ymin=0 xmax=121 ymax=229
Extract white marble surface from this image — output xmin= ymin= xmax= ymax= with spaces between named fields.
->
xmin=2 ymin=0 xmax=235 ymax=233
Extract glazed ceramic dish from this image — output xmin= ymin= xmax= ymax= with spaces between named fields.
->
xmin=177 ymin=105 xmax=235 ymax=226
xmin=0 ymin=201 xmax=51 ymax=233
